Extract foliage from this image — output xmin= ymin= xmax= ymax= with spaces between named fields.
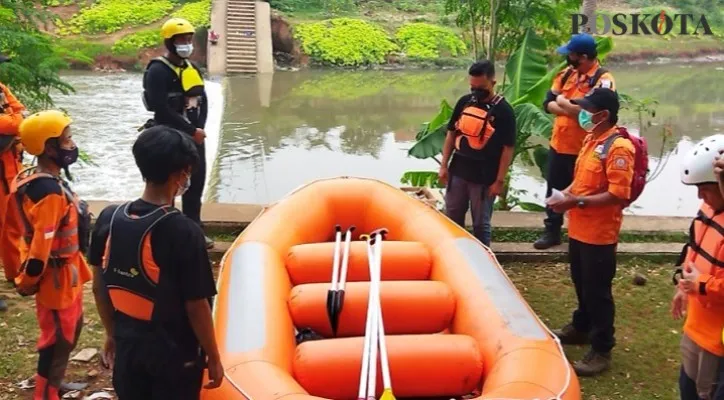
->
xmin=267 ymin=0 xmax=355 ymax=15
xmin=54 ymin=37 xmax=112 ymax=65
xmin=294 ymin=18 xmax=398 ymax=66
xmin=400 ymin=171 xmax=445 ymax=188
xmin=112 ymin=29 xmax=160 ymax=55
xmin=395 ymin=22 xmax=467 ymax=60
xmin=0 ymin=0 xmax=74 ymax=110
xmin=172 ymin=0 xmax=211 ymax=28
xmin=59 ymin=0 xmax=176 ymax=35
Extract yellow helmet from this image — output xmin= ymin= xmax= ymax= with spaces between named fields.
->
xmin=161 ymin=18 xmax=196 ymax=40
xmin=19 ymin=110 xmax=72 ymax=156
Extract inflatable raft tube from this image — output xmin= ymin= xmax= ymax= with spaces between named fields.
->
xmin=201 ymin=177 xmax=581 ymax=400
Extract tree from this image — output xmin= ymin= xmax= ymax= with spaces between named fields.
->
xmin=0 ymin=0 xmax=74 ymax=110
xmin=581 ymin=0 xmax=597 ymax=34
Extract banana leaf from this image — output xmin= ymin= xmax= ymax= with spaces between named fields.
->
xmin=503 ymin=28 xmax=549 ymax=104
xmin=400 ymin=171 xmax=444 ymax=188
xmin=408 ymin=99 xmax=453 ymax=159
xmin=514 ymin=102 xmax=553 ymax=140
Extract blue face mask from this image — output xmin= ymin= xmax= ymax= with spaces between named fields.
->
xmin=578 ymin=110 xmax=597 ymax=132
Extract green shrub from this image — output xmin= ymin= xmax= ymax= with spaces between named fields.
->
xmin=172 ymin=0 xmax=211 ymax=28
xmin=294 ymin=18 xmax=398 ymax=66
xmin=54 ymin=37 xmax=111 ymax=65
xmin=395 ymin=22 xmax=466 ymax=60
xmin=112 ymin=28 xmax=160 ymax=55
xmin=60 ymin=0 xmax=176 ymax=35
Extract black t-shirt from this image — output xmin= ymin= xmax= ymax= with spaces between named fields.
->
xmin=88 ymin=199 xmax=216 ymax=359
xmin=447 ymin=94 xmax=517 ymax=185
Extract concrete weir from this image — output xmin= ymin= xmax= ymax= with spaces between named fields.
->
xmin=85 ymin=200 xmax=690 ymax=263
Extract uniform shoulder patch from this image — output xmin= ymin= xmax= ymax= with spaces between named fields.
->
xmin=599 ymin=78 xmax=613 ymax=89
xmin=611 ymin=155 xmax=629 ymax=171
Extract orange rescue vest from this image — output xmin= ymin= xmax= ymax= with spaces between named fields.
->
xmin=14 ymin=169 xmax=83 ymax=262
xmin=678 ymin=204 xmax=724 ymax=356
xmin=454 ymin=95 xmax=503 ymax=160
xmin=102 ymin=202 xmax=179 ymax=321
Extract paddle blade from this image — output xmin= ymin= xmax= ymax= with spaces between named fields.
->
xmin=380 ymin=389 xmax=396 ymax=400
xmin=326 ymin=290 xmax=335 ymax=332
xmin=329 ymin=291 xmax=341 ymax=336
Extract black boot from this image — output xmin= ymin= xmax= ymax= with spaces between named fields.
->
xmin=552 ymin=323 xmax=590 ymax=345
xmin=534 ymin=230 xmax=561 ymax=250
xmin=573 ymin=348 xmax=612 ymax=377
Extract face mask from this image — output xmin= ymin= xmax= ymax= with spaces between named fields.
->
xmin=51 ymin=146 xmax=79 ymax=168
xmin=175 ymin=44 xmax=194 ymax=59
xmin=567 ymin=57 xmax=580 ymax=68
xmin=471 ymin=88 xmax=491 ymax=101
xmin=578 ymin=110 xmax=603 ymax=132
xmin=175 ymin=173 xmax=191 ymax=197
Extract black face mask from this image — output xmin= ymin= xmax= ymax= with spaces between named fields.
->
xmin=567 ymin=57 xmax=580 ymax=68
xmin=50 ymin=145 xmax=79 ymax=169
xmin=471 ymin=88 xmax=490 ymax=101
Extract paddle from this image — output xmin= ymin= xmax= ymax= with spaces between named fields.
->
xmin=371 ymin=229 xmax=395 ymax=400
xmin=327 ymin=225 xmax=343 ymax=336
xmin=333 ymin=225 xmax=356 ymax=336
xmin=358 ymin=233 xmax=375 ymax=400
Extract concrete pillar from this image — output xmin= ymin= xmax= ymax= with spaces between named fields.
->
xmin=207 ymin=0 xmax=227 ymax=76
xmin=255 ymin=1 xmax=274 ymax=74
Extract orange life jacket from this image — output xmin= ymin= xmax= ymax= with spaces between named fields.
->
xmin=11 ymin=167 xmax=92 ymax=309
xmin=14 ymin=170 xmax=82 ymax=262
xmin=679 ymin=203 xmax=724 ymax=356
xmin=454 ymin=94 xmax=502 ymax=160
xmin=102 ymin=202 xmax=179 ymax=321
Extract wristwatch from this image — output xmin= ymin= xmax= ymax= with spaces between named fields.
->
xmin=576 ymin=197 xmax=586 ymax=208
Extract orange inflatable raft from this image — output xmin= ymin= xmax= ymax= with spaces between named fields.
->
xmin=201 ymin=177 xmax=581 ymax=400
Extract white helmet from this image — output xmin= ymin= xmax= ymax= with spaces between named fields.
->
xmin=680 ymin=134 xmax=724 ymax=185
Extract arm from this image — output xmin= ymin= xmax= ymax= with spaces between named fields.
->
xmin=441 ymin=96 xmax=468 ymax=167
xmin=556 ymin=96 xmax=582 ymax=118
xmin=186 ymin=299 xmax=220 ymax=361
xmin=87 ymin=208 xmax=115 ymax=336
xmin=0 ymin=85 xmax=25 ymax=135
xmin=197 ymin=91 xmax=209 ymax=129
xmin=494 ymin=103 xmax=516 ymax=183
xmin=144 ymin=65 xmax=196 ymax=135
xmin=93 ymin=266 xmax=115 ymax=336
xmin=15 ymin=194 xmax=66 ymax=289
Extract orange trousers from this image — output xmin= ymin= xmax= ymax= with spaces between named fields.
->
xmin=0 ymin=149 xmax=21 ymax=281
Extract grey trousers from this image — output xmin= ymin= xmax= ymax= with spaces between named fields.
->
xmin=444 ymin=174 xmax=495 ymax=246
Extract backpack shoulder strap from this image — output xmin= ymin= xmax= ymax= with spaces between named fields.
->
xmin=589 ymin=67 xmax=609 ymax=88
xmin=560 ymin=68 xmax=574 ymax=87
xmin=600 ymin=132 xmax=624 ymax=160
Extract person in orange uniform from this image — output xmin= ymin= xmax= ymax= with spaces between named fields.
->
xmin=12 ymin=110 xmax=92 ymax=400
xmin=89 ymin=125 xmax=222 ymax=399
xmin=0 ymin=53 xmax=27 ymax=311
xmin=672 ymin=134 xmax=724 ymax=400
xmin=534 ymin=33 xmax=616 ymax=250
xmin=547 ymin=88 xmax=633 ymax=377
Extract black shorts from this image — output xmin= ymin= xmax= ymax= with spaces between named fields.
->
xmin=113 ymin=335 xmax=204 ymax=400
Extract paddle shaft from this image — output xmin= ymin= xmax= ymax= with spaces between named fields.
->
xmin=358 ymin=234 xmax=376 ymax=399
xmin=374 ymin=237 xmax=392 ymax=391
xmin=339 ymin=227 xmax=354 ymax=290
xmin=330 ymin=226 xmax=343 ymax=291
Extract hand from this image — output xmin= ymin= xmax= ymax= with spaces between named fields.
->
xmin=438 ymin=166 xmax=449 ymax=187
xmin=671 ymin=288 xmax=688 ymax=320
xmin=488 ymin=179 xmax=504 ymax=199
xmin=679 ymin=262 xmax=701 ymax=294
xmin=100 ymin=336 xmax=115 ymax=369
xmin=556 ymin=94 xmax=568 ymax=105
xmin=549 ymin=192 xmax=578 ymax=213
xmin=204 ymin=356 xmax=224 ymax=389
xmin=193 ymin=128 xmax=206 ymax=145
xmin=714 ymin=156 xmax=724 ymax=186
xmin=16 ymin=284 xmax=38 ymax=297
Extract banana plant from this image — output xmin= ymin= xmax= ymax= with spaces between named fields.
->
xmin=402 ymin=29 xmax=614 ymax=211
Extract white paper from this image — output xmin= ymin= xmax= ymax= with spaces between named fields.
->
xmin=545 ymin=188 xmax=565 ymax=205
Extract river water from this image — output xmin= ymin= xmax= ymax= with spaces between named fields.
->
xmin=54 ymin=61 xmax=724 ymax=217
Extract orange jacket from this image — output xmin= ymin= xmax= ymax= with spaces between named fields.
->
xmin=549 ymin=62 xmax=616 ymax=155
xmin=567 ymin=127 xmax=635 ymax=245
xmin=682 ymin=204 xmax=724 ymax=357
xmin=0 ymin=83 xmax=25 ymax=136
xmin=12 ymin=171 xmax=92 ymax=310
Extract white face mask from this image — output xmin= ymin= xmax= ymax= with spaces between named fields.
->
xmin=175 ymin=173 xmax=191 ymax=197
xmin=175 ymin=43 xmax=194 ymax=59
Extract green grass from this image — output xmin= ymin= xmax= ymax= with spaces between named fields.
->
xmin=493 ymin=228 xmax=688 ymax=244
xmin=505 ymin=261 xmax=682 ymax=399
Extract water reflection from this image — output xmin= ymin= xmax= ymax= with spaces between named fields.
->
xmin=213 ymin=63 xmax=724 ymax=216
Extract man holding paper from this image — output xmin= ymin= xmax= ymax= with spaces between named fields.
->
xmin=546 ymin=88 xmax=633 ymax=377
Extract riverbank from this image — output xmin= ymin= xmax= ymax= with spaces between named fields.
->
xmin=85 ymin=199 xmax=690 ymax=263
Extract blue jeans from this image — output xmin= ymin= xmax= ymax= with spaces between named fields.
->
xmin=444 ymin=174 xmax=496 ymax=246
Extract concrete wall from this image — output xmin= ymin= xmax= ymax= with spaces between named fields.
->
xmin=255 ymin=1 xmax=274 ymax=74
xmin=207 ymin=0 xmax=227 ymax=76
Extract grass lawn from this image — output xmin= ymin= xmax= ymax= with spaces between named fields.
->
xmin=0 ymin=260 xmax=684 ymax=399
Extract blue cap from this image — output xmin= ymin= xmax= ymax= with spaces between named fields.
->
xmin=556 ymin=33 xmax=596 ymax=55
